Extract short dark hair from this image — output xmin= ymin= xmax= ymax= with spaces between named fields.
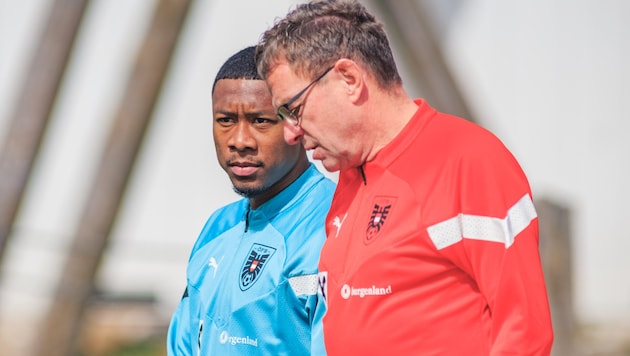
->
xmin=212 ymin=46 xmax=261 ymax=93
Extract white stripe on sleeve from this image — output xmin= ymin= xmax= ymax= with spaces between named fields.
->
xmin=427 ymin=194 xmax=537 ymax=250
xmin=288 ymin=274 xmax=319 ymax=296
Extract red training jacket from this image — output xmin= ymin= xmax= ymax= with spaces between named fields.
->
xmin=318 ymin=99 xmax=553 ymax=355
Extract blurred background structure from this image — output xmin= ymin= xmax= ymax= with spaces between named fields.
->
xmin=0 ymin=0 xmax=628 ymax=355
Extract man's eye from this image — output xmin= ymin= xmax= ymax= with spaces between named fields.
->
xmin=252 ymin=117 xmax=281 ymax=126
xmin=216 ymin=117 xmax=234 ymax=125
xmin=254 ymin=118 xmax=272 ymax=124
xmin=290 ymin=104 xmax=302 ymax=117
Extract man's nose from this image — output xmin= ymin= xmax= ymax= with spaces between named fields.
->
xmin=283 ymin=120 xmax=303 ymax=145
xmin=230 ymin=121 xmax=256 ymax=150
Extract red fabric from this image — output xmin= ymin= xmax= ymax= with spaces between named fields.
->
xmin=319 ymin=99 xmax=553 ymax=355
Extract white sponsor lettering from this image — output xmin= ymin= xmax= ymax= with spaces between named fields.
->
xmin=219 ymin=330 xmax=258 ymax=347
xmin=340 ymin=284 xmax=393 ymax=299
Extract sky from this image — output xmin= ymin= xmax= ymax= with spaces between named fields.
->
xmin=1 ymin=0 xmax=629 ymax=345
xmin=446 ymin=0 xmax=630 ymax=324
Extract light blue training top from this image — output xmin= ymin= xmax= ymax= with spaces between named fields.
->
xmin=167 ymin=163 xmax=335 ymax=355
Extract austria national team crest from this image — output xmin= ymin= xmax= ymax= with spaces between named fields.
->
xmin=365 ymin=196 xmax=397 ymax=244
xmin=240 ymin=243 xmax=276 ymax=291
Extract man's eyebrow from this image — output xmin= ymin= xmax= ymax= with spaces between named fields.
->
xmin=245 ymin=110 xmax=277 ymax=119
xmin=214 ymin=109 xmax=235 ymax=116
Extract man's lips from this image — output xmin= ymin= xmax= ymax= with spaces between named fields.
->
xmin=228 ymin=161 xmax=261 ymax=177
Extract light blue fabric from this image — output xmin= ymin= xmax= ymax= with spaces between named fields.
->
xmin=167 ymin=164 xmax=334 ymax=355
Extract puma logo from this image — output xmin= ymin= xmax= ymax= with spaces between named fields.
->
xmin=208 ymin=256 xmax=223 ymax=278
xmin=333 ymin=214 xmax=347 ymax=238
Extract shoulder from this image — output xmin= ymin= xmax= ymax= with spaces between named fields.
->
xmin=275 ymin=166 xmax=333 ymax=244
xmin=297 ymin=164 xmax=336 ymax=205
xmin=206 ymin=198 xmax=247 ymax=228
xmin=190 ymin=198 xmax=248 ymax=252
xmin=439 ymin=114 xmax=512 ymax=158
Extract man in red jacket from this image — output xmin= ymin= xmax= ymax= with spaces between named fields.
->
xmin=256 ymin=0 xmax=554 ymax=354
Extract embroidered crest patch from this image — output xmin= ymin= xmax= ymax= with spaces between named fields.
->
xmin=240 ymin=243 xmax=276 ymax=291
xmin=365 ymin=196 xmax=396 ymax=244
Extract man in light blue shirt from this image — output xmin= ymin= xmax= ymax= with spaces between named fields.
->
xmin=167 ymin=46 xmax=335 ymax=355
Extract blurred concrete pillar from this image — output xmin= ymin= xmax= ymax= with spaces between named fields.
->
xmin=32 ymin=0 xmax=192 ymax=355
xmin=537 ymin=198 xmax=576 ymax=356
xmin=372 ymin=0 xmax=475 ymax=122
xmin=0 ymin=0 xmax=90 ymax=264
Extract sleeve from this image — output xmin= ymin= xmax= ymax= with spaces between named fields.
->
xmin=468 ymin=148 xmax=552 ymax=355
xmin=165 ymin=202 xmax=243 ymax=355
xmin=429 ymin=136 xmax=554 ymax=355
xmin=166 ymin=287 xmax=194 ymax=356
xmin=284 ymin=272 xmax=327 ymax=355
xmin=308 ymin=289 xmax=327 ymax=356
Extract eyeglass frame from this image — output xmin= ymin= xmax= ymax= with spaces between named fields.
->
xmin=276 ymin=65 xmax=334 ymax=126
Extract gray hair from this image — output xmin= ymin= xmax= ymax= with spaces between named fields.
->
xmin=256 ymin=0 xmax=401 ymax=88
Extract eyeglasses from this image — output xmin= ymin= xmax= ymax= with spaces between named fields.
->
xmin=277 ymin=66 xmax=334 ymax=126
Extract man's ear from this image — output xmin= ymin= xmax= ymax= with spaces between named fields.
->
xmin=334 ymin=58 xmax=364 ymax=102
